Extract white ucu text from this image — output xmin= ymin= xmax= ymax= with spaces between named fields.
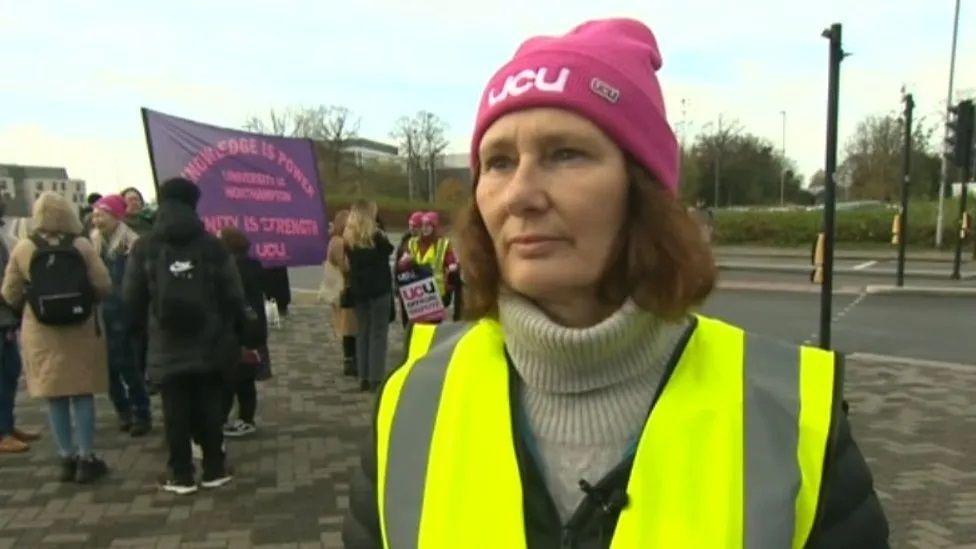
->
xmin=487 ymin=67 xmax=571 ymax=107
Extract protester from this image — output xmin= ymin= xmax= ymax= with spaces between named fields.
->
xmin=80 ymin=192 xmax=103 ymax=237
xmin=395 ymin=210 xmax=458 ymax=323
xmin=325 ymin=210 xmax=357 ymax=376
xmin=262 ymin=266 xmax=291 ymax=317
xmin=2 ymin=192 xmax=112 ymax=482
xmin=393 ymin=212 xmax=424 ymax=328
xmin=90 ymin=194 xmax=151 ymax=437
xmin=124 ymin=177 xmax=243 ymax=495
xmin=344 ymin=19 xmax=888 ymax=547
xmin=217 ymin=227 xmax=267 ymax=438
xmin=121 ymin=187 xmax=154 ymax=236
xmin=0 ymin=202 xmax=40 ymax=454
xmin=343 ymin=200 xmax=393 ymax=392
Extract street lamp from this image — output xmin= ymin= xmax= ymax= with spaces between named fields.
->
xmin=780 ymin=111 xmax=787 ymax=205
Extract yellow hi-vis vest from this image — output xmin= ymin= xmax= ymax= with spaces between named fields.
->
xmin=376 ymin=316 xmax=838 ymax=549
xmin=407 ymin=237 xmax=450 ymax=298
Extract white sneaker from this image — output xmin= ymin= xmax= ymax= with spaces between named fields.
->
xmin=223 ymin=420 xmax=256 ymax=438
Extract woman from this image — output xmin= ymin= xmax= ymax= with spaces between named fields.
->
xmin=120 ymin=187 xmax=154 ymax=236
xmin=90 ymin=194 xmax=151 ymax=437
xmin=2 ymin=192 xmax=112 ymax=483
xmin=393 ymin=212 xmax=423 ymax=328
xmin=325 ymin=210 xmax=357 ymax=376
xmin=218 ymin=227 xmax=268 ymax=437
xmin=395 ymin=211 xmax=458 ymax=324
xmin=343 ymin=19 xmax=888 ymax=548
xmin=343 ymin=200 xmax=393 ymax=392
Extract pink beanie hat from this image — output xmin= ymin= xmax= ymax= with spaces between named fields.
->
xmin=94 ymin=194 xmax=127 ymax=220
xmin=471 ymin=18 xmax=678 ymax=194
xmin=408 ymin=211 xmax=424 ymax=229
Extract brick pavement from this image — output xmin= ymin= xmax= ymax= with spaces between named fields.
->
xmin=0 ymin=305 xmax=973 ymax=548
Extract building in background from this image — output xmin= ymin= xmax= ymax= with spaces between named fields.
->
xmin=344 ymin=138 xmax=398 ymax=164
xmin=0 ymin=164 xmax=86 ymax=218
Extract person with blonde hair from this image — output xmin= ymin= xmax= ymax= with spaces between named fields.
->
xmin=343 ymin=200 xmax=393 ymax=392
xmin=2 ymin=192 xmax=112 ymax=483
xmin=324 ymin=209 xmax=357 ymax=376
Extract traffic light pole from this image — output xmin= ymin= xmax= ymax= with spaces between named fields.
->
xmin=950 ymin=100 xmax=974 ymax=280
xmin=820 ymin=23 xmax=844 ymax=351
xmin=897 ymin=94 xmax=914 ymax=287
xmin=951 ymin=162 xmax=971 ymax=279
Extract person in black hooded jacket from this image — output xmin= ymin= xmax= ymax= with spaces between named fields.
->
xmin=123 ymin=177 xmax=244 ymax=495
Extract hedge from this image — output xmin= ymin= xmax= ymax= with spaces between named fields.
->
xmin=712 ymin=200 xmax=969 ymax=246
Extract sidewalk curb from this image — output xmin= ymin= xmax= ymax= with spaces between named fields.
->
xmin=848 ymin=352 xmax=975 ymax=372
xmin=864 ymin=285 xmax=976 ymax=297
xmin=718 ymin=261 xmax=975 ymax=281
xmin=716 ymin=280 xmax=864 ymax=295
xmin=717 ymin=249 xmax=966 ymax=263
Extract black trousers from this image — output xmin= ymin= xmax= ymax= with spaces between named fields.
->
xmin=222 ymin=369 xmax=257 ymax=424
xmin=160 ymin=371 xmax=225 ymax=480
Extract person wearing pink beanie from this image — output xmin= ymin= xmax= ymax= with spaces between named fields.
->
xmin=344 ymin=19 xmax=887 ymax=548
xmin=90 ymin=195 xmax=152 ymax=438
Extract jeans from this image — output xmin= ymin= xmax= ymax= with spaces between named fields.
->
xmin=355 ymin=294 xmax=391 ymax=384
xmin=222 ymin=369 xmax=257 ymax=425
xmin=0 ymin=333 xmax=22 ymax=436
xmin=106 ymin=334 xmax=151 ymax=424
xmin=161 ymin=371 xmax=225 ymax=481
xmin=47 ymin=395 xmax=96 ymax=458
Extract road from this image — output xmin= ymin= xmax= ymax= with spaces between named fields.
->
xmin=700 ymin=290 xmax=975 ymax=365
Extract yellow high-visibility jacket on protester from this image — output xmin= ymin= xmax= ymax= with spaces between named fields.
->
xmin=406 ymin=236 xmax=451 ymax=298
xmin=342 ymin=316 xmax=889 ymax=549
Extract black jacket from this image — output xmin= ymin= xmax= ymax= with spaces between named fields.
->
xmin=342 ymin=327 xmax=889 ymax=549
xmin=346 ymin=231 xmax=394 ymax=304
xmin=123 ymin=201 xmax=245 ymax=383
xmin=236 ymin=254 xmax=268 ymax=349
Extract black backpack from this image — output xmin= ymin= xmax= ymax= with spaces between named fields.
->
xmin=26 ymin=235 xmax=94 ymax=325
xmin=153 ymin=242 xmax=212 ymax=335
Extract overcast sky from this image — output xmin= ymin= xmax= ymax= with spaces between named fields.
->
xmin=0 ymin=0 xmax=972 ymax=197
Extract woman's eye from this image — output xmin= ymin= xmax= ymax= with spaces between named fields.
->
xmin=551 ymin=148 xmax=585 ymax=162
xmin=483 ymin=155 xmax=515 ymax=173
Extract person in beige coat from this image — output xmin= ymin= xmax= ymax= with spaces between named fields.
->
xmin=325 ymin=210 xmax=357 ymax=376
xmin=1 ymin=192 xmax=112 ymax=483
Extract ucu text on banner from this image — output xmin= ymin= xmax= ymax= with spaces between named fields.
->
xmin=488 ymin=67 xmax=571 ymax=107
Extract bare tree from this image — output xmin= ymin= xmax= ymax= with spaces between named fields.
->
xmin=244 ymin=105 xmax=360 ymax=190
xmin=417 ymin=111 xmax=449 ymax=203
xmin=320 ymin=106 xmax=361 ymax=189
xmin=243 ymin=108 xmax=305 ymax=136
xmin=391 ymin=116 xmax=424 ymax=201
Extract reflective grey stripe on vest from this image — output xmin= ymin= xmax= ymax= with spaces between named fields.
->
xmin=744 ymin=333 xmax=801 ymax=549
xmin=384 ymin=322 xmax=470 ymax=549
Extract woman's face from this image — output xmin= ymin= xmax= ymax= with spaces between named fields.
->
xmin=421 ymin=223 xmax=434 ymax=237
xmin=91 ymin=208 xmax=118 ymax=233
xmin=123 ymin=191 xmax=143 ymax=215
xmin=476 ymin=108 xmax=628 ymax=304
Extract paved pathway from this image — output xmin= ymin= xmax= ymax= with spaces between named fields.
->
xmin=0 ymin=306 xmax=973 ymax=547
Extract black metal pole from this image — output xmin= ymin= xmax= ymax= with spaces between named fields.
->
xmin=952 ymin=170 xmax=971 ymax=279
xmin=897 ymin=94 xmax=914 ymax=287
xmin=820 ymin=24 xmax=844 ymax=351
xmin=951 ymin=101 xmax=974 ymax=279
xmin=140 ymin=108 xmax=161 ymax=193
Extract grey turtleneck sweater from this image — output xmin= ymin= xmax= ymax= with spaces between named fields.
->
xmin=498 ymin=293 xmax=689 ymax=523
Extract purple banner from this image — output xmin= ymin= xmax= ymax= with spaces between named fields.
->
xmin=142 ymin=108 xmax=327 ymax=267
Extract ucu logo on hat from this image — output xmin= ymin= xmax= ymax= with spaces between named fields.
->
xmin=487 ymin=67 xmax=570 ymax=107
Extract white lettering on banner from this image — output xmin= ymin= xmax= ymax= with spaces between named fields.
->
xmin=398 ymin=276 xmax=445 ymax=322
xmin=488 ymin=67 xmax=571 ymax=107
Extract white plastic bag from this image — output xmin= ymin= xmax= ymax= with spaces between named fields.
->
xmin=265 ymin=298 xmax=282 ymax=329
